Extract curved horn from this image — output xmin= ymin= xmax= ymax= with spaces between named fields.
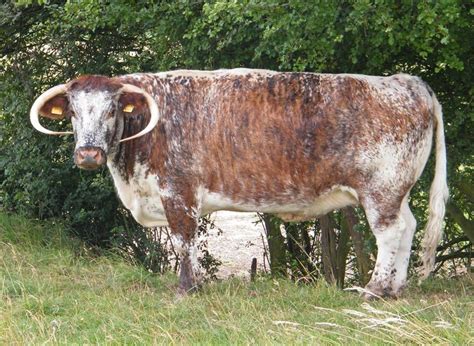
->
xmin=30 ymin=84 xmax=74 ymax=136
xmin=119 ymin=84 xmax=160 ymax=143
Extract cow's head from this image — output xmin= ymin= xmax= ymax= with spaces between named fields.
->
xmin=30 ymin=76 xmax=159 ymax=170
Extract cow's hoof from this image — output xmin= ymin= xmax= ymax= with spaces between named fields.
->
xmin=362 ymin=283 xmax=382 ymax=300
xmin=362 ymin=283 xmax=388 ymax=300
xmin=361 ymin=290 xmax=382 ymax=301
xmin=362 ymin=283 xmax=400 ymax=300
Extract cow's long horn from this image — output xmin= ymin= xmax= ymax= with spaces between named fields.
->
xmin=30 ymin=84 xmax=73 ymax=135
xmin=119 ymin=84 xmax=160 ymax=143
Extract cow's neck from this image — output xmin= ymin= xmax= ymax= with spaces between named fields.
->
xmin=106 ymin=150 xmax=170 ymax=227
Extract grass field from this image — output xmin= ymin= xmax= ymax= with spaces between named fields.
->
xmin=0 ymin=212 xmax=472 ymax=344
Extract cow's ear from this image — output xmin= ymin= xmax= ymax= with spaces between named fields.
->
xmin=119 ymin=92 xmax=148 ymax=116
xmin=39 ymin=94 xmax=69 ymax=120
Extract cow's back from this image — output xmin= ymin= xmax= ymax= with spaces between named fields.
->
xmin=164 ymin=71 xmax=434 ymax=206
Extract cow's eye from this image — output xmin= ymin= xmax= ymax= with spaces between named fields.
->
xmin=106 ymin=111 xmax=114 ymax=118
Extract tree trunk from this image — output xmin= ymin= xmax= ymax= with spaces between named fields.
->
xmin=342 ymin=207 xmax=371 ymax=285
xmin=336 ymin=214 xmax=351 ymax=288
xmin=320 ymin=214 xmax=337 ymax=285
xmin=285 ymin=223 xmax=314 ymax=279
xmin=262 ymin=214 xmax=287 ymax=277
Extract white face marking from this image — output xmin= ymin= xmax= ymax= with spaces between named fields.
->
xmin=70 ymin=90 xmax=116 ymax=151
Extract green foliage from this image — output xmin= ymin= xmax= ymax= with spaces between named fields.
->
xmin=111 ymin=220 xmax=172 ymax=274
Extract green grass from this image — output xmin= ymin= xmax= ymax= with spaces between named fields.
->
xmin=1 ymin=212 xmax=473 ymax=344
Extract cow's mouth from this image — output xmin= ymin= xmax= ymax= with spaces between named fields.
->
xmin=74 ymin=146 xmax=106 ymax=170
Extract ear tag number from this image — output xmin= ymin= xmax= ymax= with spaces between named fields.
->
xmin=51 ymin=106 xmax=63 ymax=115
xmin=123 ymin=104 xmax=134 ymax=113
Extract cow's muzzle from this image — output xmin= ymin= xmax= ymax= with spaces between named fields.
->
xmin=74 ymin=146 xmax=106 ymax=170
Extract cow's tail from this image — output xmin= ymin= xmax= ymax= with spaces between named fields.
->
xmin=418 ymin=92 xmax=449 ymax=281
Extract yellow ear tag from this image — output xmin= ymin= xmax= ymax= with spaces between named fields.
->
xmin=123 ymin=104 xmax=134 ymax=113
xmin=51 ymin=106 xmax=63 ymax=115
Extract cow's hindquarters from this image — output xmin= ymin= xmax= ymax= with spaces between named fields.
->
xmin=361 ymin=88 xmax=448 ymax=298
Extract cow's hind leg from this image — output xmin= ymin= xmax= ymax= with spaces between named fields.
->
xmin=362 ymin=196 xmax=406 ymax=299
xmin=389 ymin=198 xmax=417 ymax=297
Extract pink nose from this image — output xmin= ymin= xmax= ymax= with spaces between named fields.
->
xmin=75 ymin=147 xmax=106 ymax=170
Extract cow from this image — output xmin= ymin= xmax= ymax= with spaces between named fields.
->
xmin=30 ymin=69 xmax=448 ymax=298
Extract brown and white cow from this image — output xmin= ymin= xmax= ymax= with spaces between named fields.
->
xmin=30 ymin=69 xmax=448 ymax=297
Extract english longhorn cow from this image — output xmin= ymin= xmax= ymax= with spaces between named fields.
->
xmin=30 ymin=69 xmax=448 ymax=297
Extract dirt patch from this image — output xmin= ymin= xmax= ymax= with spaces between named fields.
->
xmin=200 ymin=211 xmax=268 ymax=279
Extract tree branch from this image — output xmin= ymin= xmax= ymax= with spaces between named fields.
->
xmin=343 ymin=207 xmax=371 ymax=285
xmin=436 ymin=251 xmax=472 ymax=262
xmin=437 ymin=235 xmax=469 ymax=252
xmin=455 ymin=179 xmax=474 ymax=204
xmin=446 ymin=200 xmax=474 ymax=243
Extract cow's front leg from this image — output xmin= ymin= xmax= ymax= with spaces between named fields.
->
xmin=163 ymin=197 xmax=201 ymax=293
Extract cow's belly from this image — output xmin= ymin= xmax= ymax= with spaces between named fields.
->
xmin=109 ymin=160 xmax=359 ymax=226
xmin=200 ymin=185 xmax=360 ymax=219
xmin=126 ymin=186 xmax=358 ymax=227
